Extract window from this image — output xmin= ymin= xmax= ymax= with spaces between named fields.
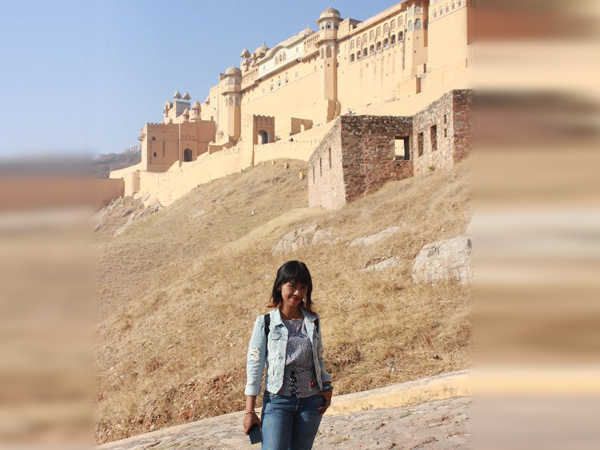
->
xmin=184 ymin=148 xmax=193 ymax=162
xmin=452 ymin=2 xmax=456 ymax=9
xmin=369 ymin=45 xmax=374 ymax=54
xmin=384 ymin=38 xmax=389 ymax=48
xmin=434 ymin=10 xmax=438 ymax=18
xmin=391 ymin=19 xmax=396 ymax=30
xmin=430 ymin=125 xmax=438 ymax=151
xmin=445 ymin=5 xmax=450 ymax=13
xmin=376 ymin=26 xmax=381 ymax=37
xmin=312 ymin=165 xmax=315 ymax=182
xmin=444 ymin=114 xmax=448 ymax=124
xmin=391 ymin=35 xmax=396 ymax=45
xmin=319 ymin=158 xmax=322 ymax=176
xmin=328 ymin=148 xmax=332 ymax=169
xmin=415 ymin=19 xmax=422 ymax=29
xmin=376 ymin=41 xmax=381 ymax=51
xmin=399 ymin=31 xmax=404 ymax=41
xmin=363 ymin=48 xmax=368 ymax=57
xmin=357 ymin=36 xmax=361 ymax=46
xmin=357 ymin=51 xmax=361 ymax=60
xmin=384 ymin=24 xmax=389 ymax=34
xmin=444 ymin=128 xmax=448 ymax=138
xmin=350 ymin=54 xmax=355 ymax=62
xmin=418 ymin=132 xmax=424 ymax=156
xmin=153 ymin=152 xmax=157 ymax=157
xmin=394 ymin=136 xmax=410 ymax=160
xmin=152 ymin=136 xmax=156 ymax=140
xmin=370 ymin=30 xmax=374 ymax=40
xmin=363 ymin=33 xmax=367 ymax=42
xmin=350 ymin=39 xmax=355 ymax=49
xmin=408 ymin=20 xmax=413 ymax=31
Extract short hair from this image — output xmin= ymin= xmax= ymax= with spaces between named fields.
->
xmin=269 ymin=260 xmax=316 ymax=314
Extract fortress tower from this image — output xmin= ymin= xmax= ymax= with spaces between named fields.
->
xmin=316 ymin=7 xmax=342 ymax=121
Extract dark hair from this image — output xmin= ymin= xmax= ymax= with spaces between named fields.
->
xmin=269 ymin=260 xmax=315 ymax=314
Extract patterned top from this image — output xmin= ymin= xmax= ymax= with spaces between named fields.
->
xmin=278 ymin=319 xmax=320 ymax=398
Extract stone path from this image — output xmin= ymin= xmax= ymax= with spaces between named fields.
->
xmin=96 ymin=396 xmax=471 ymax=450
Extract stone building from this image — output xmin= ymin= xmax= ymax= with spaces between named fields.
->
xmin=111 ymin=0 xmax=476 ymax=206
xmin=308 ymin=90 xmax=473 ymax=210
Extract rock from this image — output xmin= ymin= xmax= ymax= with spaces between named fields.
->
xmin=359 ymin=257 xmax=400 ymax=273
xmin=312 ymin=230 xmax=335 ymax=245
xmin=114 ymin=210 xmax=149 ymax=236
xmin=148 ymin=201 xmax=162 ymax=213
xmin=120 ymin=207 xmax=135 ymax=218
xmin=412 ymin=236 xmax=473 ymax=284
xmin=189 ymin=209 xmax=206 ymax=219
xmin=350 ymin=227 xmax=401 ymax=247
xmin=271 ymin=225 xmax=318 ymax=255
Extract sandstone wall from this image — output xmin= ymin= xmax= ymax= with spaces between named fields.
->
xmin=254 ymin=139 xmax=320 ymax=165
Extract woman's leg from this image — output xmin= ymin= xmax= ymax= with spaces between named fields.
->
xmin=289 ymin=394 xmax=325 ymax=450
xmin=261 ymin=393 xmax=296 ymax=450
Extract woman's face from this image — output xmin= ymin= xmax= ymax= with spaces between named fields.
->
xmin=278 ymin=279 xmax=308 ymax=310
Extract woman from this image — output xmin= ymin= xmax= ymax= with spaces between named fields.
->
xmin=243 ymin=260 xmax=333 ymax=450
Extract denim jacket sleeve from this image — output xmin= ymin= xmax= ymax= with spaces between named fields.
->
xmin=245 ymin=315 xmax=267 ymax=396
xmin=316 ymin=318 xmax=332 ymax=383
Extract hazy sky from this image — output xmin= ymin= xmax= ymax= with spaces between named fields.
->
xmin=0 ymin=0 xmax=400 ymax=159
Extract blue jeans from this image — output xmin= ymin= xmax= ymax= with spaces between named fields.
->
xmin=261 ymin=392 xmax=325 ymax=450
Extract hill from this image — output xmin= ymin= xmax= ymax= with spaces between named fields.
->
xmin=92 ymin=148 xmax=141 ymax=178
xmin=93 ymin=159 xmax=472 ymax=444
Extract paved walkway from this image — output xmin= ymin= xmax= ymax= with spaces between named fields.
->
xmin=96 ymin=396 xmax=471 ymax=450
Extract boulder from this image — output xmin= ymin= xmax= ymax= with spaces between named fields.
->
xmin=271 ymin=225 xmax=317 ymax=255
xmin=412 ymin=236 xmax=473 ymax=284
xmin=350 ymin=227 xmax=401 ymax=247
xmin=359 ymin=257 xmax=400 ymax=273
xmin=311 ymin=229 xmax=335 ymax=245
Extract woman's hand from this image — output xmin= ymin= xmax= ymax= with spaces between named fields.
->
xmin=318 ymin=389 xmax=332 ymax=415
xmin=243 ymin=411 xmax=261 ymax=434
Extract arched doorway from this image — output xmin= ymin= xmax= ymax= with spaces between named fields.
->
xmin=258 ymin=130 xmax=270 ymax=145
xmin=183 ymin=148 xmax=193 ymax=162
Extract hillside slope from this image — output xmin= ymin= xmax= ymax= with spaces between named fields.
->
xmin=93 ymin=159 xmax=472 ymax=444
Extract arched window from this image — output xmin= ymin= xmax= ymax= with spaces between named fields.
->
xmin=369 ymin=45 xmax=374 ymax=54
xmin=357 ymin=36 xmax=361 ymax=46
xmin=376 ymin=26 xmax=381 ymax=37
xmin=391 ymin=34 xmax=396 ymax=45
xmin=363 ymin=48 xmax=368 ymax=57
xmin=458 ymin=0 xmax=462 ymax=6
xmin=415 ymin=18 xmax=422 ymax=29
xmin=383 ymin=38 xmax=389 ymax=48
xmin=377 ymin=41 xmax=382 ymax=51
xmin=350 ymin=39 xmax=355 ymax=49
xmin=399 ymin=16 xmax=404 ymax=26
xmin=408 ymin=20 xmax=413 ymax=31
xmin=357 ymin=51 xmax=361 ymax=60
xmin=445 ymin=5 xmax=450 ymax=13
xmin=363 ymin=33 xmax=367 ymax=42
xmin=384 ymin=24 xmax=389 ymax=34
xmin=350 ymin=54 xmax=355 ymax=62
xmin=440 ymin=7 xmax=444 ymax=15
xmin=434 ymin=10 xmax=438 ymax=18
xmin=258 ymin=130 xmax=269 ymax=144
xmin=370 ymin=30 xmax=374 ymax=40
xmin=399 ymin=31 xmax=404 ymax=41
xmin=183 ymin=148 xmax=193 ymax=162
xmin=391 ymin=19 xmax=396 ymax=30
xmin=452 ymin=2 xmax=456 ymax=9
xmin=326 ymin=46 xmax=332 ymax=58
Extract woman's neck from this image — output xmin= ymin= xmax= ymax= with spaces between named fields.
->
xmin=280 ymin=305 xmax=302 ymax=320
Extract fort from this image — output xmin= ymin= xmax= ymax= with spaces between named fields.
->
xmin=110 ymin=0 xmax=475 ymax=209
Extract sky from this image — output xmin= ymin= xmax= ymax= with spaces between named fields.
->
xmin=0 ymin=0 xmax=401 ymax=159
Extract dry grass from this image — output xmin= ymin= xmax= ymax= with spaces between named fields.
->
xmin=93 ymin=159 xmax=472 ymax=444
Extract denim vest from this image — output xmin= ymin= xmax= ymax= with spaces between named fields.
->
xmin=245 ymin=307 xmax=332 ymax=396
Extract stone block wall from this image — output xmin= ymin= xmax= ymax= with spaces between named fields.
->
xmin=341 ymin=115 xmax=414 ymax=204
xmin=412 ymin=89 xmax=474 ymax=175
xmin=309 ymin=115 xmax=414 ymax=210
xmin=308 ymin=120 xmax=345 ymax=210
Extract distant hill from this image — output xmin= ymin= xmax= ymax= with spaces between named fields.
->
xmin=92 ymin=147 xmax=141 ymax=178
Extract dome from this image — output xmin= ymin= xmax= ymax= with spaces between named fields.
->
xmin=300 ymin=26 xmax=313 ymax=37
xmin=225 ymin=65 xmax=241 ymax=75
xmin=182 ymin=92 xmax=191 ymax=100
xmin=318 ymin=6 xmax=341 ymax=20
xmin=240 ymin=48 xmax=250 ymax=58
xmin=173 ymin=90 xmax=182 ymax=99
xmin=193 ymin=100 xmax=201 ymax=108
xmin=164 ymin=101 xmax=171 ymax=111
xmin=254 ymin=42 xmax=269 ymax=55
